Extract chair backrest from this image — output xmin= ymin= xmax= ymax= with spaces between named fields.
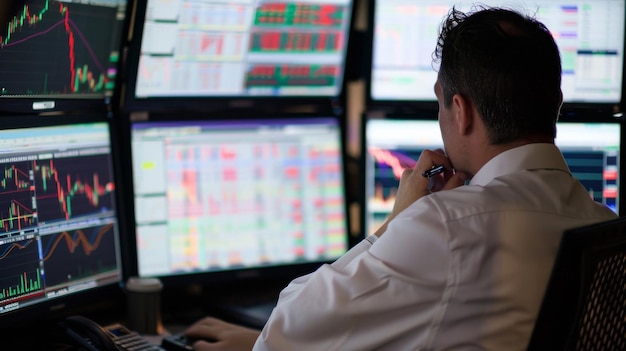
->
xmin=527 ymin=216 xmax=626 ymax=351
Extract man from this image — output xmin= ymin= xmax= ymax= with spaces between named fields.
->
xmin=183 ymin=6 xmax=618 ymax=350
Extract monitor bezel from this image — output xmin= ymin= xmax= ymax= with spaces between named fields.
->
xmin=358 ymin=113 xmax=625 ymax=239
xmin=119 ymin=0 xmax=358 ymax=115
xmin=358 ymin=113 xmax=440 ymax=237
xmin=0 ymin=112 xmax=128 ymax=330
xmin=0 ymin=0 xmax=133 ymax=115
xmin=117 ymin=111 xmax=356 ymax=290
xmin=554 ymin=115 xmax=624 ymax=216
xmin=363 ymin=0 xmax=626 ymax=118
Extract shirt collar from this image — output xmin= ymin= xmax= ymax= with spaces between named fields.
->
xmin=469 ymin=143 xmax=570 ymax=186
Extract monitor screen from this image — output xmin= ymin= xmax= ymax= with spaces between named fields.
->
xmin=128 ymin=116 xmax=349 ymax=283
xmin=0 ymin=0 xmax=129 ymax=113
xmin=362 ymin=118 xmax=621 ymax=236
xmin=0 ymin=116 xmax=123 ymax=327
xmin=369 ymin=0 xmax=625 ymax=106
xmin=363 ymin=118 xmax=443 ymax=236
xmin=123 ymin=0 xmax=354 ymax=110
xmin=556 ymin=121 xmax=621 ymax=213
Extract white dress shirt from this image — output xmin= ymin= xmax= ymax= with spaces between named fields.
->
xmin=253 ymin=144 xmax=617 ymax=351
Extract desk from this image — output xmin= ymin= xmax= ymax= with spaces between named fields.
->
xmin=0 ymin=279 xmax=280 ymax=350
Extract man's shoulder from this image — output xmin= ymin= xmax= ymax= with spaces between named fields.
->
xmin=424 ymin=171 xmax=614 ymax=222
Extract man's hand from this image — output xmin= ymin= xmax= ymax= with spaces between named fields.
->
xmin=184 ymin=317 xmax=261 ymax=351
xmin=374 ymin=149 xmax=466 ymax=237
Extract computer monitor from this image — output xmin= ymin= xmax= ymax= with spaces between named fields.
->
xmin=368 ymin=0 xmax=625 ymax=112
xmin=362 ymin=118 xmax=621 ymax=236
xmin=556 ymin=121 xmax=621 ymax=213
xmin=362 ymin=118 xmax=443 ymax=236
xmin=126 ymin=116 xmax=350 ymax=286
xmin=0 ymin=114 xmax=124 ymax=329
xmin=122 ymin=0 xmax=356 ymax=112
xmin=0 ymin=0 xmax=130 ymax=113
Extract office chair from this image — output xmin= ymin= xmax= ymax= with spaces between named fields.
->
xmin=526 ymin=216 xmax=626 ymax=351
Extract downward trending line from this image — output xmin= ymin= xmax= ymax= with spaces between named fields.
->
xmin=1 ymin=18 xmax=106 ymax=74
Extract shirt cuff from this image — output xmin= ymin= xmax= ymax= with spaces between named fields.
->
xmin=365 ymin=235 xmax=378 ymax=245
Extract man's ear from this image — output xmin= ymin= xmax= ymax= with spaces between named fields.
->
xmin=451 ymin=93 xmax=474 ymax=136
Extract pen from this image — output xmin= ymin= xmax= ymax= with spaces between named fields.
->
xmin=422 ymin=165 xmax=446 ymax=178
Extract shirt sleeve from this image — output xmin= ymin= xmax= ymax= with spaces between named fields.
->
xmin=253 ymin=199 xmax=451 ymax=351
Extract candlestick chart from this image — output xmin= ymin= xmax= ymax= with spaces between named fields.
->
xmin=0 ymin=0 xmax=120 ymax=97
xmin=34 ymin=155 xmax=115 ymax=223
xmin=0 ymin=162 xmax=37 ymax=234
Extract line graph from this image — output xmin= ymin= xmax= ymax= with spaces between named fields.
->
xmin=0 ymin=0 xmax=119 ymax=97
xmin=368 ymin=147 xmax=423 ymax=209
xmin=40 ymin=224 xmax=117 ymax=287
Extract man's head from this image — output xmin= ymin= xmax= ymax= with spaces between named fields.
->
xmin=434 ymin=6 xmax=563 ymax=145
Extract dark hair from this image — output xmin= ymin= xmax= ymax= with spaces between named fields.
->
xmin=434 ymin=6 xmax=562 ymax=144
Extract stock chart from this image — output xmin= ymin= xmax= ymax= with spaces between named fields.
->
xmin=0 ymin=0 xmax=125 ymax=97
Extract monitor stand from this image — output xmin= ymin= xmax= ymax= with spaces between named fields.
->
xmin=216 ymin=299 xmax=277 ymax=330
xmin=209 ymin=279 xmax=288 ymax=330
